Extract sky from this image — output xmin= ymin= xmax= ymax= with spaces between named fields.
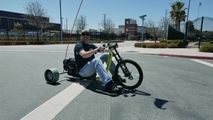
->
xmin=0 ymin=0 xmax=212 ymax=30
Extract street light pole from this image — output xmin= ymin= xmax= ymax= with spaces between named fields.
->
xmin=197 ymin=2 xmax=202 ymax=18
xmin=139 ymin=15 xmax=147 ymax=42
xmin=142 ymin=18 xmax=144 ymax=41
xmin=59 ymin=0 xmax=63 ymax=43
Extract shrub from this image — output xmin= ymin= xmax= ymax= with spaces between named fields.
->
xmin=134 ymin=42 xmax=142 ymax=47
xmin=200 ymin=44 xmax=213 ymax=52
xmin=134 ymin=40 xmax=188 ymax=48
xmin=167 ymin=43 xmax=178 ymax=48
xmin=160 ymin=40 xmax=188 ymax=48
xmin=178 ymin=40 xmax=188 ymax=48
xmin=158 ymin=43 xmax=167 ymax=48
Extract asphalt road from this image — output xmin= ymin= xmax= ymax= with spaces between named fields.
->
xmin=0 ymin=45 xmax=213 ymax=120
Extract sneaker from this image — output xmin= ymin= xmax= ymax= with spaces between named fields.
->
xmin=105 ymin=80 xmax=116 ymax=93
xmin=113 ymin=75 xmax=126 ymax=83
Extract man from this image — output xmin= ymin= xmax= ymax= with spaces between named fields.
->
xmin=74 ymin=30 xmax=116 ymax=92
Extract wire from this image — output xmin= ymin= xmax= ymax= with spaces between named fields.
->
xmin=64 ymin=0 xmax=84 ymax=60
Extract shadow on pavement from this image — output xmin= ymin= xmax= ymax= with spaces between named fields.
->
xmin=86 ymin=80 xmax=152 ymax=97
xmin=46 ymin=76 xmax=172 ymax=110
xmin=154 ymin=98 xmax=171 ymax=110
xmin=46 ymin=81 xmax=61 ymax=86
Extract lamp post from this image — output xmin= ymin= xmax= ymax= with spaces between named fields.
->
xmin=184 ymin=0 xmax=191 ymax=41
xmin=59 ymin=0 xmax=63 ymax=43
xmin=139 ymin=15 xmax=147 ymax=41
xmin=197 ymin=2 xmax=202 ymax=18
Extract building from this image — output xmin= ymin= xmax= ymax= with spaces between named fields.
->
xmin=0 ymin=10 xmax=60 ymax=36
xmin=124 ymin=18 xmax=138 ymax=36
xmin=113 ymin=25 xmax=124 ymax=35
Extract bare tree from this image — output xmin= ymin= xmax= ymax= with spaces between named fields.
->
xmin=158 ymin=16 xmax=172 ymax=39
xmin=105 ymin=19 xmax=115 ymax=33
xmin=25 ymin=1 xmax=47 ymax=41
xmin=101 ymin=15 xmax=115 ymax=34
xmin=145 ymin=20 xmax=158 ymax=40
xmin=11 ymin=22 xmax=23 ymax=41
xmin=75 ymin=15 xmax=87 ymax=33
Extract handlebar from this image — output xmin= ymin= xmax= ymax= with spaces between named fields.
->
xmin=103 ymin=42 xmax=118 ymax=49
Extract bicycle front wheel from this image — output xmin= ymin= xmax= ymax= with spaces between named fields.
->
xmin=114 ymin=59 xmax=143 ymax=89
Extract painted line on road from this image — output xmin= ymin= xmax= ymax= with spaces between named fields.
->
xmin=0 ymin=50 xmax=66 ymax=53
xmin=21 ymin=81 xmax=91 ymax=120
xmin=191 ymin=59 xmax=213 ymax=68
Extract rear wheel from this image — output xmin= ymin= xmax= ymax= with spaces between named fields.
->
xmin=113 ymin=59 xmax=143 ymax=89
xmin=44 ymin=68 xmax=59 ymax=83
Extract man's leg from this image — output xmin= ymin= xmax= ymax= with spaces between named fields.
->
xmin=99 ymin=53 xmax=116 ymax=75
xmin=78 ymin=61 xmax=96 ymax=77
xmin=79 ymin=57 xmax=111 ymax=86
xmin=79 ymin=57 xmax=117 ymax=92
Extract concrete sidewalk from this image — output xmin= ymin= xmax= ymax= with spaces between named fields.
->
xmin=117 ymin=41 xmax=213 ymax=60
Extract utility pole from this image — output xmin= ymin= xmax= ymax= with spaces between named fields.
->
xmin=66 ymin=18 xmax=68 ymax=33
xmin=164 ymin=9 xmax=168 ymax=40
xmin=103 ymin=14 xmax=106 ymax=32
xmin=184 ymin=0 xmax=191 ymax=41
xmin=198 ymin=16 xmax=204 ymax=48
xmin=59 ymin=0 xmax=63 ymax=43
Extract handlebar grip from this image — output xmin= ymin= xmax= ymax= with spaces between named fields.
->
xmin=102 ymin=43 xmax=118 ymax=49
xmin=108 ymin=43 xmax=118 ymax=48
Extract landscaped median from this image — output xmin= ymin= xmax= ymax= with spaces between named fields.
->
xmin=134 ymin=40 xmax=189 ymax=48
xmin=199 ymin=41 xmax=213 ymax=52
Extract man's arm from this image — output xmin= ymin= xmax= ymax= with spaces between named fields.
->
xmin=79 ymin=47 xmax=100 ymax=58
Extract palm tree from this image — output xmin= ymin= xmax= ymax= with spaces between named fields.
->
xmin=170 ymin=1 xmax=186 ymax=31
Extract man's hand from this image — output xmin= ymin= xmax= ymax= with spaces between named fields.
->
xmin=97 ymin=46 xmax=105 ymax=52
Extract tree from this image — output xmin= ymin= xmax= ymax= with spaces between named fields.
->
xmin=186 ymin=20 xmax=197 ymax=40
xmin=11 ymin=22 xmax=23 ymax=41
xmin=25 ymin=1 xmax=47 ymax=41
xmin=101 ymin=15 xmax=115 ymax=34
xmin=170 ymin=1 xmax=186 ymax=31
xmin=105 ymin=19 xmax=115 ymax=33
xmin=75 ymin=15 xmax=87 ymax=33
xmin=158 ymin=16 xmax=172 ymax=40
xmin=187 ymin=20 xmax=195 ymax=33
xmin=0 ymin=18 xmax=2 ymax=26
xmin=145 ymin=20 xmax=158 ymax=40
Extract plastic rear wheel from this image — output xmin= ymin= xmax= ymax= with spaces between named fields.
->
xmin=44 ymin=68 xmax=59 ymax=83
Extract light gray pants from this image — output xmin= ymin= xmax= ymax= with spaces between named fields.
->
xmin=79 ymin=53 xmax=115 ymax=86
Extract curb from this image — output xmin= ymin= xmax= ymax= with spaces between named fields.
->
xmin=120 ymin=51 xmax=213 ymax=60
xmin=159 ymin=53 xmax=213 ymax=60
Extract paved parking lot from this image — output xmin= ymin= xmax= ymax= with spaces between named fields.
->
xmin=0 ymin=44 xmax=213 ymax=120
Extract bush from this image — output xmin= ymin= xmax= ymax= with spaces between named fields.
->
xmin=158 ymin=43 xmax=167 ymax=48
xmin=178 ymin=40 xmax=188 ymax=48
xmin=134 ymin=40 xmax=188 ymax=48
xmin=167 ymin=43 xmax=178 ymax=48
xmin=200 ymin=43 xmax=213 ymax=52
xmin=134 ymin=42 xmax=142 ymax=47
